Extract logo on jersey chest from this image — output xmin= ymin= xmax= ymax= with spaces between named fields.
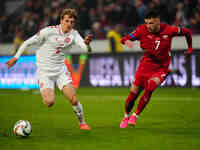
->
xmin=65 ymin=37 xmax=71 ymax=43
xmin=162 ymin=35 xmax=168 ymax=39
xmin=147 ymin=34 xmax=168 ymax=40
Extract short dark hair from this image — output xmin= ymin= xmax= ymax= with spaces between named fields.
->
xmin=144 ymin=9 xmax=160 ymax=19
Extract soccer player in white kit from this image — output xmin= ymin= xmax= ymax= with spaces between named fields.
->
xmin=6 ymin=8 xmax=92 ymax=130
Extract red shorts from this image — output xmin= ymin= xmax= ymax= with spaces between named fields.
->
xmin=133 ymin=65 xmax=170 ymax=88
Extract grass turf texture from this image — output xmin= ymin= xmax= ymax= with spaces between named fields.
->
xmin=0 ymin=87 xmax=200 ymax=150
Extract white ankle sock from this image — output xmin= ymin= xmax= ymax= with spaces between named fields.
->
xmin=72 ymin=102 xmax=85 ymax=124
xmin=133 ymin=112 xmax=138 ymax=118
xmin=124 ymin=113 xmax=129 ymax=118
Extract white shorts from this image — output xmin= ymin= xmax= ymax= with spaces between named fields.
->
xmin=36 ymin=67 xmax=72 ymax=91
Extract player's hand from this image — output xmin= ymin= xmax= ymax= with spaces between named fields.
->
xmin=184 ymin=49 xmax=192 ymax=60
xmin=84 ymin=34 xmax=93 ymax=45
xmin=6 ymin=57 xmax=18 ymax=69
xmin=124 ymin=40 xmax=133 ymax=48
xmin=121 ymin=36 xmax=129 ymax=44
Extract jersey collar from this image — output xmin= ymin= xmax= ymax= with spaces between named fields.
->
xmin=59 ymin=24 xmax=73 ymax=35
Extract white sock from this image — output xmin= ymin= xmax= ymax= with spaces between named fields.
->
xmin=124 ymin=113 xmax=129 ymax=118
xmin=133 ymin=112 xmax=138 ymax=118
xmin=72 ymin=102 xmax=85 ymax=124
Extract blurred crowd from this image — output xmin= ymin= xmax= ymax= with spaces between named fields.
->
xmin=0 ymin=0 xmax=200 ymax=43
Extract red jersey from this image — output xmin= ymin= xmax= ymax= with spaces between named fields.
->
xmin=121 ymin=23 xmax=192 ymax=87
xmin=130 ymin=23 xmax=180 ymax=69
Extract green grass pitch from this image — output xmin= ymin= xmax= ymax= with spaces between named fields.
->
xmin=0 ymin=87 xmax=200 ymax=150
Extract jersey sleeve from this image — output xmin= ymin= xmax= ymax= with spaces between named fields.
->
xmin=129 ymin=26 xmax=143 ymax=40
xmin=74 ymin=31 xmax=88 ymax=52
xmin=121 ymin=26 xmax=143 ymax=44
xmin=14 ymin=27 xmax=50 ymax=58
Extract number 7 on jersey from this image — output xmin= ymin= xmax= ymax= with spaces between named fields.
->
xmin=155 ymin=40 xmax=160 ymax=50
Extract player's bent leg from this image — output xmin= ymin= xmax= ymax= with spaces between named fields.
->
xmin=127 ymin=83 xmax=142 ymax=126
xmin=129 ymin=89 xmax=153 ymax=126
xmin=135 ymin=78 xmax=160 ymax=115
xmin=40 ymin=88 xmax=55 ymax=107
xmin=62 ymin=83 xmax=91 ymax=130
xmin=38 ymin=75 xmax=55 ymax=107
xmin=62 ymin=83 xmax=78 ymax=105
xmin=120 ymin=84 xmax=142 ymax=128
xmin=130 ymin=74 xmax=167 ymax=126
xmin=126 ymin=84 xmax=143 ymax=114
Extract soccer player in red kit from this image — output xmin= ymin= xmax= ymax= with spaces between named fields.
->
xmin=120 ymin=10 xmax=193 ymax=128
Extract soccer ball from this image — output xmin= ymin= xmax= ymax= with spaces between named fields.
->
xmin=13 ymin=120 xmax=32 ymax=137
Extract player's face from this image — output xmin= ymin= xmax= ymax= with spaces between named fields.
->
xmin=60 ymin=15 xmax=75 ymax=33
xmin=144 ymin=18 xmax=160 ymax=33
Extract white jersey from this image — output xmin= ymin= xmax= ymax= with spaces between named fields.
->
xmin=14 ymin=25 xmax=88 ymax=74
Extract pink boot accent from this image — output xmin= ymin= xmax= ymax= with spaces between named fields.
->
xmin=120 ymin=117 xmax=129 ymax=128
xmin=80 ymin=123 xmax=91 ymax=130
xmin=128 ymin=115 xmax=137 ymax=125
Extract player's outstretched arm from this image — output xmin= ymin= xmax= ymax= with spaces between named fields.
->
xmin=121 ymin=36 xmax=134 ymax=48
xmin=5 ymin=40 xmax=28 ymax=69
xmin=74 ymin=32 xmax=93 ymax=53
xmin=121 ymin=32 xmax=137 ymax=48
xmin=6 ymin=30 xmax=44 ymax=69
xmin=6 ymin=57 xmax=18 ymax=69
xmin=124 ymin=40 xmax=134 ymax=48
xmin=180 ymin=28 xmax=193 ymax=57
xmin=120 ymin=33 xmax=133 ymax=44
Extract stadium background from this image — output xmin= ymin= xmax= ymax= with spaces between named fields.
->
xmin=0 ymin=1 xmax=200 ymax=150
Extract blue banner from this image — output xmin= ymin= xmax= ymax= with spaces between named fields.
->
xmin=0 ymin=50 xmax=199 ymax=89
xmin=0 ymin=55 xmax=39 ymax=89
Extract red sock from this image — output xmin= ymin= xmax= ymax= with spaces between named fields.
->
xmin=135 ymin=90 xmax=152 ymax=115
xmin=125 ymin=91 xmax=139 ymax=115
